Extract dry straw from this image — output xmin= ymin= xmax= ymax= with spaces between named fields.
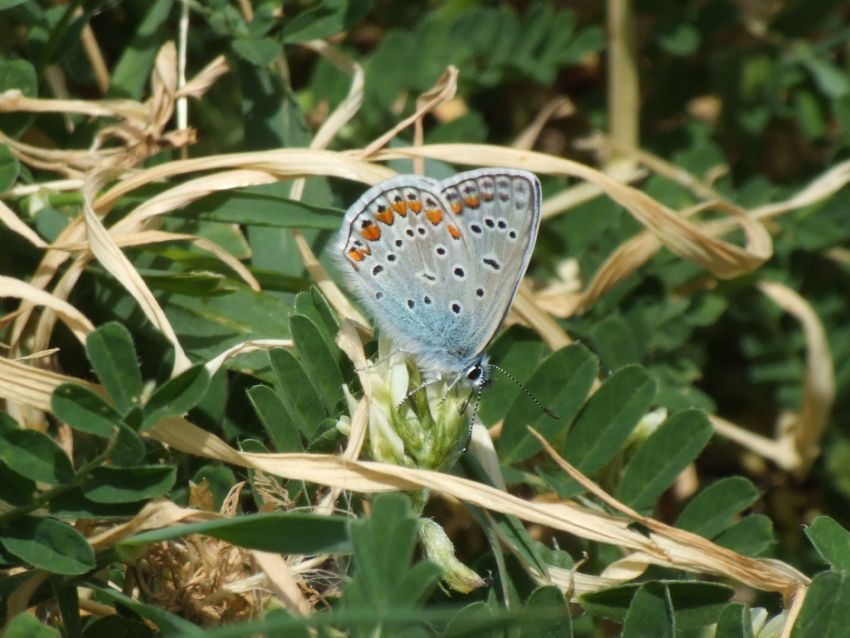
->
xmin=0 ymin=27 xmax=845 ymax=632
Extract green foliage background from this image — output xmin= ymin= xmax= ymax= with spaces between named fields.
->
xmin=1 ymin=0 xmax=850 ymax=636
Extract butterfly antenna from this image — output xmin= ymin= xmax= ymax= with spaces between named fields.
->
xmin=489 ymin=363 xmax=559 ymax=419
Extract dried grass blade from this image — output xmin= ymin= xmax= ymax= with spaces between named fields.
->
xmin=377 ymin=144 xmax=773 ymax=279
xmin=0 ymin=200 xmax=47 ymax=248
xmin=0 ymin=275 xmax=94 ymax=345
xmin=82 ymin=170 xmax=192 ymax=374
xmin=528 ymin=427 xmax=808 ymax=594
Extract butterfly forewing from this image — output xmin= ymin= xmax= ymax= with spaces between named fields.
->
xmin=439 ymin=169 xmax=541 ymax=340
xmin=336 ymin=168 xmax=541 ymax=376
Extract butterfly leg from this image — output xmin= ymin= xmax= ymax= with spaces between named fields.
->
xmin=395 ymin=372 xmax=444 ymax=411
xmin=355 ymin=347 xmax=404 ymax=373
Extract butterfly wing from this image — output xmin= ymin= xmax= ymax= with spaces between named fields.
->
xmin=438 ymin=168 xmax=541 ymax=347
xmin=336 ymin=169 xmax=541 ymax=375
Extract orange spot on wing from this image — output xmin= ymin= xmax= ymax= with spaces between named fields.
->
xmin=426 ymin=208 xmax=443 ymax=225
xmin=464 ymin=196 xmax=480 ymax=208
xmin=448 ymin=224 xmax=461 ymax=240
xmin=375 ymin=210 xmax=395 ymax=225
xmin=482 ymin=192 xmax=494 ymax=202
xmin=391 ymin=201 xmax=408 ymax=216
xmin=347 ymin=249 xmax=366 ymax=262
xmin=408 ymin=200 xmax=422 ymax=213
xmin=360 ymin=225 xmax=381 ymax=241
xmin=451 ymin=201 xmax=463 ymax=215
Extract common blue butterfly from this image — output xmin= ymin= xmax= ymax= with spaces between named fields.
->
xmin=336 ymin=168 xmax=542 ymax=393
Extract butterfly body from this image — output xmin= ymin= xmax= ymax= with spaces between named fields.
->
xmin=336 ymin=168 xmax=542 ymax=388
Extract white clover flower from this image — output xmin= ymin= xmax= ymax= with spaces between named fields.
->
xmin=625 ymin=406 xmax=668 ymax=449
xmin=356 ymin=335 xmax=471 ymax=471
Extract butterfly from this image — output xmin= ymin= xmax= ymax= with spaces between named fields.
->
xmin=336 ymin=167 xmax=542 ymax=393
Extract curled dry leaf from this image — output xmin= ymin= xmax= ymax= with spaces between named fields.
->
xmin=759 ymin=281 xmax=835 ymax=476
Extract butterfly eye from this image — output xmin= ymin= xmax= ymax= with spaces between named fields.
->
xmin=467 ymin=366 xmax=482 ymax=381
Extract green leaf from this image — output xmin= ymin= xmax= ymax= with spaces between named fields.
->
xmin=310 ymin=287 xmax=341 ymax=337
xmin=139 ymin=269 xmax=232 ymax=296
xmin=282 ymin=0 xmax=373 ymax=43
xmin=49 ymin=574 xmax=81 ymax=638
xmin=803 ymin=56 xmax=850 ymax=99
xmin=294 ymin=290 xmax=338 ymax=352
xmin=77 ymin=615 xmax=153 ymax=638
xmin=49 ymin=488 xmax=145 ymax=519
xmin=0 ymin=424 xmax=74 ymax=485
xmin=140 ymin=365 xmax=210 ymax=431
xmin=85 ymin=584 xmax=203 ymax=637
xmin=247 ymin=384 xmax=304 ymax=452
xmin=146 ymin=283 xmax=294 ymax=362
xmin=118 ymin=512 xmax=350 ymax=555
xmin=676 ymin=477 xmax=760 ymax=539
xmin=715 ymin=603 xmax=755 ymax=638
xmin=232 ymin=36 xmax=282 ymax=66
xmin=521 ymin=586 xmax=572 ymax=637
xmin=173 ymin=182 xmax=344 ymax=229
xmin=108 ymin=0 xmax=174 ymax=98
xmin=657 ymin=23 xmax=700 ymax=57
xmin=3 ymin=612 xmax=61 ymax=638
xmin=290 ymin=314 xmax=344 ymax=414
xmin=52 ymin=383 xmax=123 ymax=438
xmin=792 ymin=571 xmax=850 ymax=637
xmin=479 ymin=327 xmax=545 ymax=424
xmin=713 ymin=515 xmax=774 ymax=556
xmin=0 ymin=461 xmax=35 ymax=506
xmin=592 ymin=315 xmax=641 ymax=370
xmin=0 ymin=58 xmax=37 ymax=136
xmin=344 ymin=493 xmax=441 ymax=611
xmin=500 ymin=344 xmax=597 ymax=462
xmin=85 ymin=322 xmax=142 ymax=414
xmin=1 ymin=516 xmax=95 ymax=575
xmin=110 ymin=422 xmax=147 ymax=467
xmin=622 ymin=582 xmax=675 ymax=638
xmin=0 ymin=143 xmax=20 ymax=192
xmin=565 ymin=365 xmax=657 ymax=474
xmin=581 ymin=581 xmax=732 ymax=627
xmin=805 ymin=516 xmax=850 ymax=571
xmin=81 ymin=466 xmax=176 ymax=503
xmin=616 ymin=409 xmax=713 ymax=511
xmin=269 ymin=348 xmax=326 ymax=438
